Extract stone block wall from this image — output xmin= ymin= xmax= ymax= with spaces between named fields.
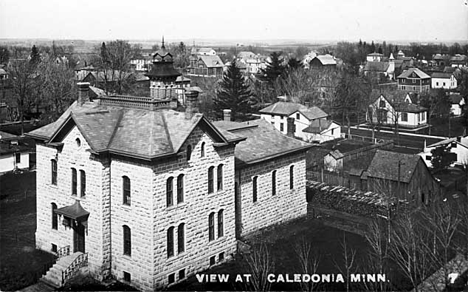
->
xmin=151 ymin=127 xmax=237 ymax=289
xmin=237 ymin=151 xmax=307 ymax=237
xmin=35 ymin=126 xmax=107 ymax=278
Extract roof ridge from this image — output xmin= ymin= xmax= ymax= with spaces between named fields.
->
xmin=106 ymin=109 xmax=124 ymax=149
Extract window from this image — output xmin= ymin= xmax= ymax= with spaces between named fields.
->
xmin=123 ymin=225 xmax=131 ymax=256
xmin=71 ymin=168 xmax=77 ymax=195
xmin=331 ymin=128 xmax=334 ymax=135
xmin=272 ymin=171 xmax=277 ymax=196
xmin=123 ymin=176 xmax=131 ymax=205
xmin=379 ymin=100 xmax=385 ymax=108
xmin=208 ymin=212 xmax=215 ymax=241
xmin=179 ymin=269 xmax=186 ymax=280
xmin=217 ymin=164 xmax=223 ymax=191
xmin=412 ymin=79 xmax=416 ymax=84
xmin=436 ymin=82 xmax=439 ymax=86
xmin=271 ymin=122 xmax=275 ymax=126
xmin=51 ymin=159 xmax=57 ymax=185
xmin=167 ymin=227 xmax=174 ymax=257
xmin=218 ymin=210 xmax=224 ymax=238
xmin=186 ymin=145 xmax=192 ymax=161
xmin=401 ymin=112 xmax=408 ymax=122
xmin=123 ymin=272 xmax=131 ymax=282
xmin=177 ymin=174 xmax=184 ymax=203
xmin=166 ymin=177 xmax=173 ymax=207
xmin=75 ymin=138 xmax=81 ymax=148
xmin=210 ymin=256 xmax=216 ymax=265
xmin=208 ymin=166 xmax=214 ymax=194
xmin=219 ymin=252 xmax=225 ymax=261
xmin=178 ymin=223 xmax=185 ymax=253
xmin=253 ymin=176 xmax=258 ymax=202
xmin=15 ymin=153 xmax=21 ymax=164
xmin=290 ymin=165 xmax=294 ymax=189
xmin=80 ymin=170 xmax=86 ymax=197
xmin=296 ymin=113 xmax=300 ymax=120
xmin=51 ymin=244 xmax=57 ymax=253
xmin=201 ymin=142 xmax=205 ymax=157
xmin=51 ymin=203 xmax=58 ymax=230
xmin=168 ymin=273 xmax=175 ymax=284
xmin=280 ymin=123 xmax=284 ymax=132
xmin=426 ymin=155 xmax=432 ymax=161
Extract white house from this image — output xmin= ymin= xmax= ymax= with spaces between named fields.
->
xmin=431 ymin=72 xmax=457 ymax=89
xmin=420 ymin=136 xmax=468 ymax=168
xmin=450 ymin=94 xmax=465 ymax=116
xmin=302 ymin=120 xmax=341 ymax=144
xmin=0 ymin=131 xmax=31 ymax=173
xmin=368 ymin=91 xmax=428 ymax=129
xmin=259 ymin=102 xmax=339 ymax=142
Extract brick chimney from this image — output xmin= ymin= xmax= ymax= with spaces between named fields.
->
xmin=223 ymin=109 xmax=232 ymax=121
xmin=185 ymin=90 xmax=199 ymax=119
xmin=77 ymin=82 xmax=90 ymax=106
xmin=286 ymin=117 xmax=295 ymax=137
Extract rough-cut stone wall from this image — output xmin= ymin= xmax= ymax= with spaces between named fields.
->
xmin=35 ymin=126 xmax=107 ymax=277
xmin=151 ymin=127 xmax=237 ymax=289
xmin=237 ymin=152 xmax=307 ymax=237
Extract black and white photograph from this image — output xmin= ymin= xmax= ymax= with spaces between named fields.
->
xmin=0 ymin=0 xmax=468 ymax=291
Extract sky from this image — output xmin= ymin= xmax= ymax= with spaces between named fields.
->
xmin=0 ymin=0 xmax=467 ymax=43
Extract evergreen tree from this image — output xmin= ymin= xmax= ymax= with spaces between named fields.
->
xmin=100 ymin=42 xmax=109 ymax=65
xmin=214 ymin=59 xmax=253 ymax=121
xmin=261 ymin=52 xmax=285 ymax=84
xmin=29 ymin=45 xmax=40 ymax=68
xmin=0 ymin=46 xmax=9 ymax=65
xmin=286 ymin=57 xmax=302 ymax=71
xmin=431 ymin=145 xmax=456 ymax=171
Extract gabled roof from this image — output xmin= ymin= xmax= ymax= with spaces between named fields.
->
xmin=397 ymin=67 xmax=430 ymax=79
xmin=431 ymin=72 xmax=453 ymax=79
xmin=259 ymin=102 xmax=328 ymax=120
xmin=311 ymin=54 xmax=337 ymax=66
xmin=212 ymin=119 xmax=311 ymax=167
xmin=364 ymin=61 xmax=390 ymax=72
xmin=198 ymin=55 xmax=224 ymax=68
xmin=371 ymin=90 xmax=427 ymax=113
xmin=450 ymin=94 xmax=463 ymax=104
xmin=366 ymin=150 xmax=421 ymax=183
xmin=427 ymin=136 xmax=468 ymax=149
xmin=302 ymin=120 xmax=334 ymax=134
xmin=27 ymin=99 xmax=236 ymax=161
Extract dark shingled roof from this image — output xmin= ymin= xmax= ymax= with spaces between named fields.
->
xmin=431 ymin=72 xmax=452 ymax=79
xmin=55 ymin=200 xmax=90 ymax=221
xmin=27 ymin=100 xmax=238 ymax=160
xmin=260 ymin=102 xmax=328 ymax=120
xmin=302 ymin=120 xmax=333 ymax=134
xmin=364 ymin=61 xmax=390 ymax=72
xmin=450 ymin=94 xmax=463 ymax=104
xmin=212 ymin=119 xmax=311 ymax=167
xmin=366 ymin=150 xmax=421 ymax=183
xmin=370 ymin=90 xmax=427 ymax=113
xmin=397 ymin=68 xmax=430 ymax=79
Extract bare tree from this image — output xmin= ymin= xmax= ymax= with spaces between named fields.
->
xmin=295 ymin=237 xmax=320 ymax=292
xmin=364 ymin=219 xmax=391 ymax=291
xmin=243 ymin=243 xmax=274 ymax=292
xmin=333 ymin=232 xmax=358 ymax=292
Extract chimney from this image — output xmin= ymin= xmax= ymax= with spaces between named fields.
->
xmin=185 ymin=90 xmax=199 ymax=119
xmin=223 ymin=109 xmax=232 ymax=121
xmin=77 ymin=82 xmax=90 ymax=106
xmin=304 ymin=101 xmax=310 ymax=108
xmin=286 ymin=117 xmax=295 ymax=137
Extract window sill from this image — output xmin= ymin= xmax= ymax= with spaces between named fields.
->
xmin=166 ymin=202 xmax=187 ymax=211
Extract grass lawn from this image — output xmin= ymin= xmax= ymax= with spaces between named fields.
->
xmin=421 ymin=116 xmax=466 ymax=137
xmin=0 ymin=171 xmax=56 ymax=291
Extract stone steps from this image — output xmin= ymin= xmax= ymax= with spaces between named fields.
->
xmin=40 ymin=252 xmax=83 ymax=288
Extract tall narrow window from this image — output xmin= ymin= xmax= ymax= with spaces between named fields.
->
xmin=253 ymin=176 xmax=258 ymax=202
xmin=217 ymin=164 xmax=223 ymax=191
xmin=186 ymin=145 xmax=192 ymax=161
xmin=51 ymin=203 xmax=58 ymax=230
xmin=208 ymin=166 xmax=214 ymax=194
xmin=123 ymin=225 xmax=131 ymax=256
xmin=177 ymin=174 xmax=184 ymax=203
xmin=201 ymin=142 xmax=205 ymax=157
xmin=290 ymin=165 xmax=294 ymax=189
xmin=80 ymin=170 xmax=86 ymax=197
xmin=123 ymin=176 xmax=131 ymax=205
xmin=272 ymin=170 xmax=277 ymax=196
xmin=166 ymin=177 xmax=173 ymax=207
xmin=218 ymin=210 xmax=224 ymax=238
xmin=51 ymin=159 xmax=57 ymax=185
xmin=208 ymin=212 xmax=215 ymax=241
xmin=71 ymin=168 xmax=77 ymax=195
xmin=167 ymin=227 xmax=174 ymax=258
xmin=178 ymin=223 xmax=185 ymax=254
xmin=15 ymin=153 xmax=21 ymax=164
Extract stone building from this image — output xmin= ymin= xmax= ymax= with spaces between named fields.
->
xmin=27 ymin=49 xmax=311 ymax=290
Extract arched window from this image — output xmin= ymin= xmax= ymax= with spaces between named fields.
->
xmin=71 ymin=168 xmax=77 ymax=195
xmin=217 ymin=164 xmax=223 ymax=191
xmin=167 ymin=227 xmax=174 ymax=258
xmin=200 ymin=142 xmax=205 ymax=157
xmin=166 ymin=177 xmax=173 ymax=207
xmin=208 ymin=166 xmax=214 ymax=194
xmin=253 ymin=176 xmax=258 ymax=202
xmin=178 ymin=223 xmax=185 ymax=254
xmin=218 ymin=210 xmax=224 ymax=238
xmin=187 ymin=145 xmax=192 ymax=161
xmin=123 ymin=176 xmax=131 ymax=205
xmin=123 ymin=225 xmax=131 ymax=256
xmin=289 ymin=165 xmax=294 ymax=190
xmin=51 ymin=203 xmax=58 ymax=230
xmin=80 ymin=170 xmax=86 ymax=197
xmin=177 ymin=174 xmax=184 ymax=203
xmin=272 ymin=170 xmax=277 ymax=196
xmin=208 ymin=212 xmax=215 ymax=241
xmin=51 ymin=159 xmax=57 ymax=185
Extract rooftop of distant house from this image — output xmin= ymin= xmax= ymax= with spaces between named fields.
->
xmin=397 ymin=67 xmax=430 ymax=79
xmin=259 ymin=102 xmax=328 ymax=120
